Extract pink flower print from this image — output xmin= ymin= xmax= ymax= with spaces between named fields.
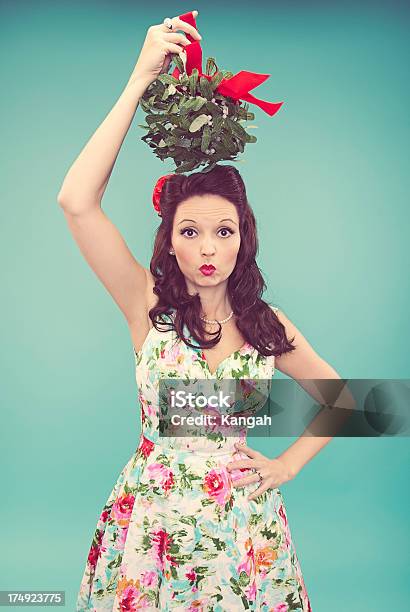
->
xmin=237 ymin=536 xmax=255 ymax=579
xmin=245 ymin=579 xmax=256 ymax=601
xmin=202 ymin=406 xmax=234 ymax=437
xmin=240 ymin=379 xmax=257 ymax=399
xmin=87 ymin=543 xmax=99 ymax=570
xmin=138 ymin=435 xmax=155 ymax=459
xmin=99 ymin=509 xmax=109 ymax=524
xmin=185 ymin=568 xmax=197 ymax=582
xmin=141 ymin=570 xmax=158 ymax=588
xmin=115 ymin=525 xmax=129 ymax=550
xmin=147 ymin=463 xmax=175 ymax=494
xmin=138 ymin=392 xmax=155 ymax=421
xmin=202 ymin=468 xmax=231 ymax=506
xmin=116 ymin=577 xmax=149 ymax=611
xmin=164 ymin=341 xmax=184 ymax=366
xmin=278 ymin=503 xmax=291 ymax=547
xmin=162 ymin=471 xmax=175 ymax=493
xmin=278 ymin=503 xmax=288 ymax=528
xmin=229 ymin=450 xmax=254 ymax=482
xmin=273 ymin=604 xmax=289 ymax=612
xmin=111 ymin=493 xmax=135 ymax=527
xmin=87 ymin=529 xmax=106 ymax=569
xmin=151 ymin=528 xmax=178 ymax=572
xmin=140 ymin=496 xmax=153 ymax=511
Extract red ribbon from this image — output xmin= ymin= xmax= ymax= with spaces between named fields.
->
xmin=171 ymin=11 xmax=283 ymax=117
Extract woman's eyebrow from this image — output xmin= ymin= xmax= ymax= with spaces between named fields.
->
xmin=177 ymin=218 xmax=237 ymax=225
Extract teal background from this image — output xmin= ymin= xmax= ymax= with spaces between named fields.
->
xmin=1 ymin=0 xmax=409 ymax=609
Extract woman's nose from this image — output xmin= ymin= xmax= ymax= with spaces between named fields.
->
xmin=201 ymin=243 xmax=216 ymax=256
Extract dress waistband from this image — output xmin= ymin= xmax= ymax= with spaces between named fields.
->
xmin=140 ymin=431 xmax=244 ymax=456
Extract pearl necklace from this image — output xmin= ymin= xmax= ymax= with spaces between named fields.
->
xmin=200 ymin=310 xmax=234 ymax=325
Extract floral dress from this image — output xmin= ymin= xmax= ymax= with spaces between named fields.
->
xmin=76 ymin=306 xmax=312 ymax=611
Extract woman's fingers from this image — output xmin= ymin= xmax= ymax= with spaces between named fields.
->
xmin=248 ymin=480 xmax=271 ymax=501
xmin=233 ymin=442 xmax=260 ymax=457
xmin=162 ymin=32 xmax=191 ymax=47
xmin=164 ymin=43 xmax=188 ymax=56
xmin=227 ymin=460 xmax=258 ymax=471
xmin=231 ymin=473 xmax=261 ymax=488
xmin=168 ymin=15 xmax=202 ymax=40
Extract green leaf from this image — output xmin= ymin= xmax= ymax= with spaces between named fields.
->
xmin=165 ymin=135 xmax=178 ymax=147
xmin=161 ymin=83 xmax=177 ymax=101
xmin=172 ymin=55 xmax=185 ymax=74
xmin=225 ymin=116 xmax=248 ymax=140
xmin=212 ymin=115 xmax=224 ymax=133
xmin=177 ymin=136 xmax=193 ymax=148
xmin=229 ymin=577 xmax=242 ymax=596
xmin=178 ymin=114 xmax=192 ymax=130
xmin=191 ymin=96 xmax=207 ymax=111
xmin=139 ymin=98 xmax=151 ymax=113
xmin=170 ymin=565 xmax=178 ymax=579
xmin=189 ymin=114 xmax=210 ymax=132
xmin=175 ymin=158 xmax=200 ymax=173
xmin=221 ymin=131 xmax=237 ymax=154
xmin=238 ymin=571 xmax=250 ymax=587
xmin=201 ymin=125 xmax=212 ymax=152
xmin=189 ymin=68 xmax=199 ymax=96
xmin=146 ymin=114 xmax=159 ymax=125
xmin=210 ymin=71 xmax=224 ymax=92
xmin=157 ymin=73 xmax=180 ymax=86
xmin=179 ymin=97 xmax=206 ymax=113
xmin=205 ymin=57 xmax=218 ymax=76
xmin=199 ymin=76 xmax=213 ymax=100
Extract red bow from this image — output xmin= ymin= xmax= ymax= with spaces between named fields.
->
xmin=171 ymin=11 xmax=283 ymax=117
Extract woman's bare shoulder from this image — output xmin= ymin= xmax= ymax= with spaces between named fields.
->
xmin=273 ymin=308 xmax=339 ymax=379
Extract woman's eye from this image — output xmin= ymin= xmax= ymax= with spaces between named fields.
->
xmin=180 ymin=228 xmax=196 ymax=237
xmin=219 ymin=228 xmax=233 ymax=237
xmin=180 ymin=228 xmax=234 ymax=238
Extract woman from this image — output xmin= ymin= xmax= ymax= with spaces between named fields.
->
xmin=58 ymin=10 xmax=339 ymax=611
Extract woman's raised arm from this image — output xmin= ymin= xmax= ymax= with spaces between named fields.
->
xmin=56 ymin=13 xmax=202 ymax=325
xmin=57 ymin=77 xmax=150 ymax=211
xmin=57 ymin=12 xmax=200 ymax=210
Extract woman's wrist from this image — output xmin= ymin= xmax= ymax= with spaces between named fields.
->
xmin=125 ymin=71 xmax=153 ymax=97
xmin=275 ymin=454 xmax=298 ymax=480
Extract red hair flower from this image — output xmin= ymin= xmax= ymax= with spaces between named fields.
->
xmin=152 ymin=174 xmax=174 ymax=216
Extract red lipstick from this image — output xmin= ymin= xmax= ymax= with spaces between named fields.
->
xmin=199 ymin=264 xmax=216 ymax=276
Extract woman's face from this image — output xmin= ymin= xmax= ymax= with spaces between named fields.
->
xmin=171 ymin=194 xmax=241 ymax=293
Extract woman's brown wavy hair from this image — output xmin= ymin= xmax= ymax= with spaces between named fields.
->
xmin=148 ymin=163 xmax=295 ymax=357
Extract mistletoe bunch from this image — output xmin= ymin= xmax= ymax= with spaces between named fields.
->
xmin=137 ymin=55 xmax=258 ymax=174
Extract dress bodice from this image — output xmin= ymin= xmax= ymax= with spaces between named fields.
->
xmin=134 ymin=306 xmax=279 ymax=454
